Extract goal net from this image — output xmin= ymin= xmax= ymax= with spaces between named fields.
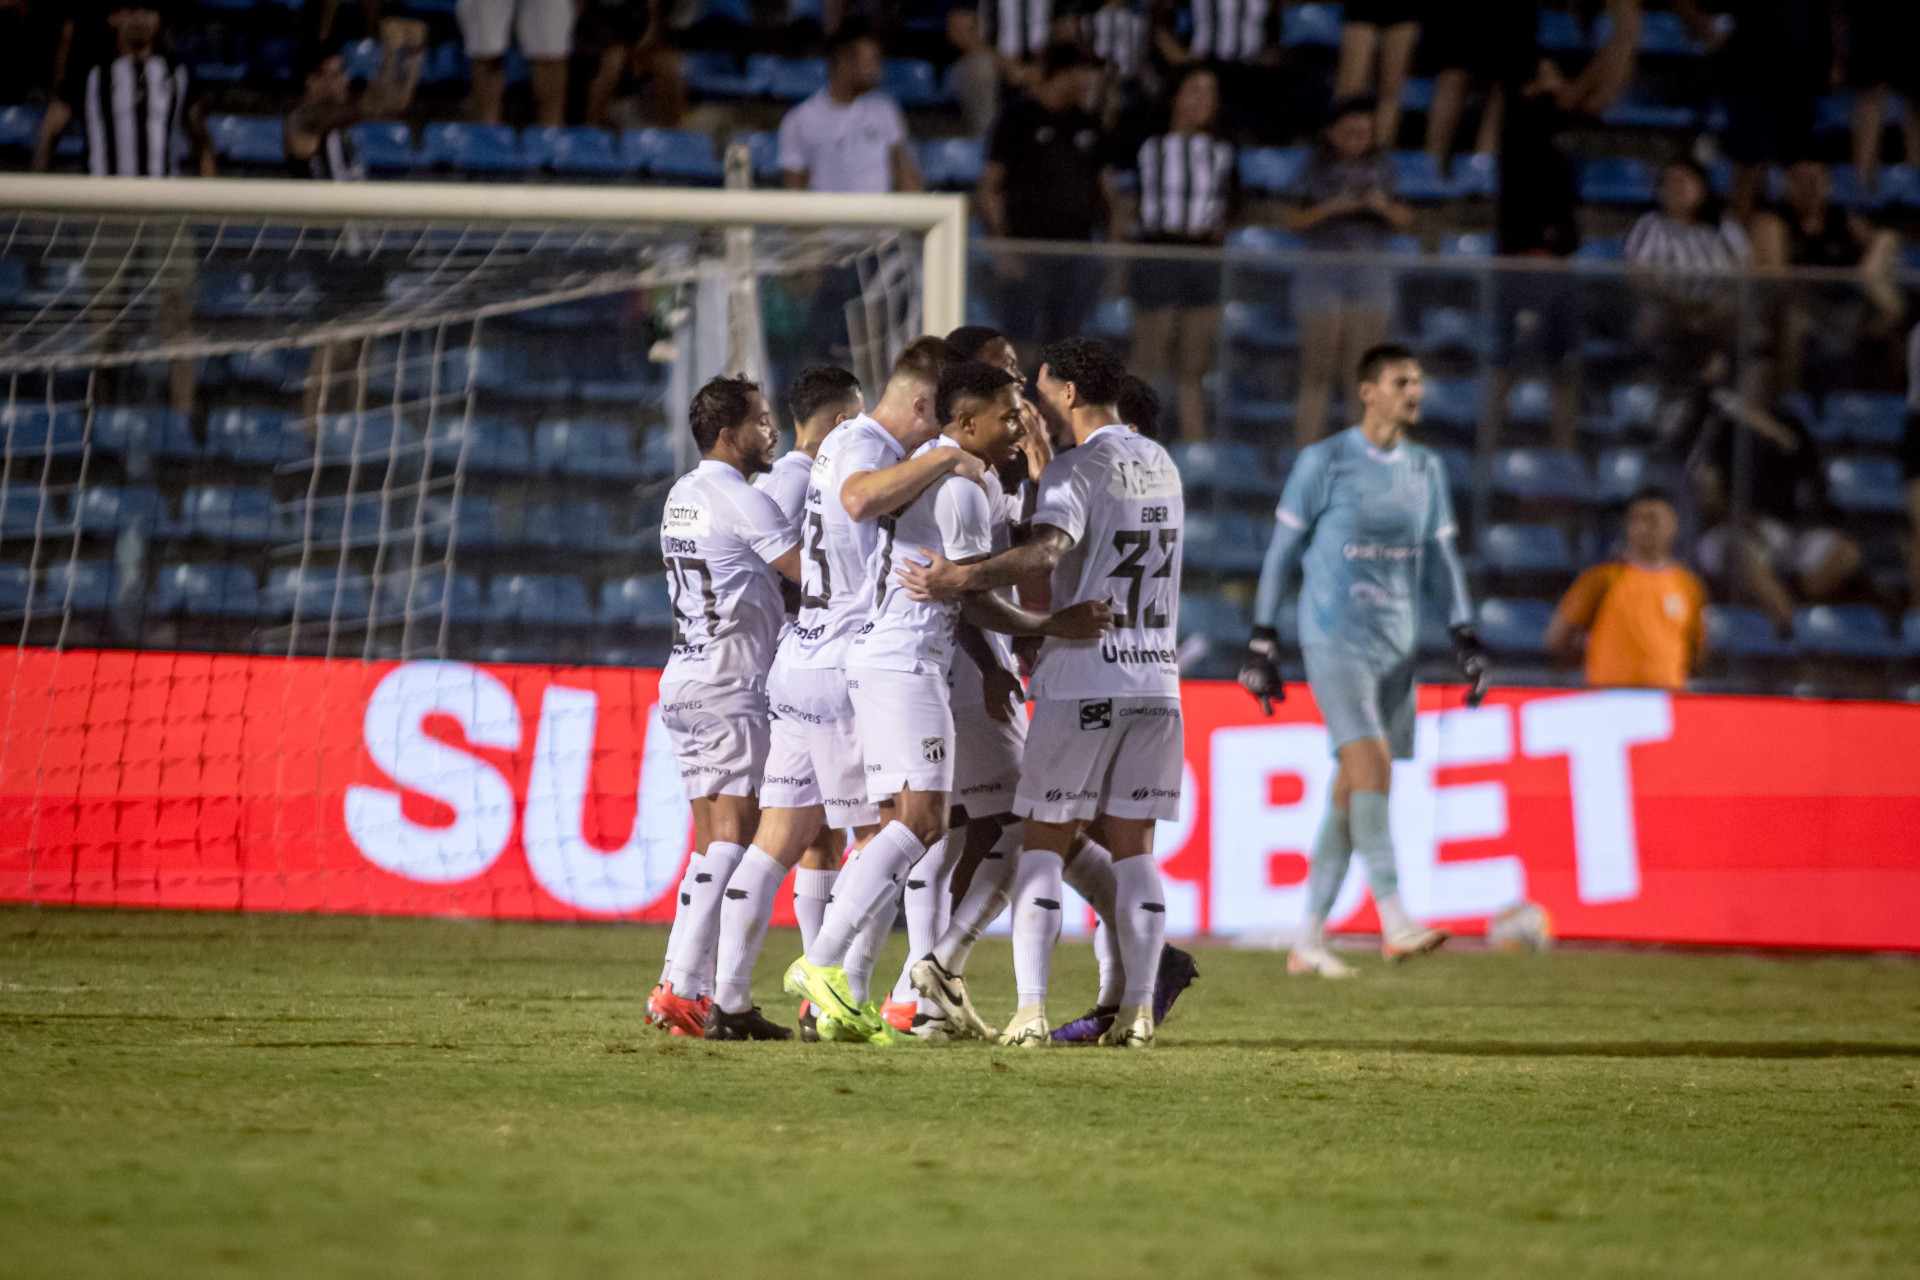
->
xmin=0 ymin=177 xmax=964 ymax=919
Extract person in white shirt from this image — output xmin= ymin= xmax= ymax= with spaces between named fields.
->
xmin=702 ymin=339 xmax=971 ymax=1038
xmin=647 ymin=376 xmax=805 ymax=1041
xmin=896 ymin=338 xmax=1185 ymax=1049
xmin=778 ymin=20 xmax=922 ymax=193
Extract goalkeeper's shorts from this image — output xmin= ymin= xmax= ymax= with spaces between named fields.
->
xmin=1302 ymin=644 xmax=1418 ymax=761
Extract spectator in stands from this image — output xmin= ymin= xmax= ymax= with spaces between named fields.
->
xmin=33 ymin=2 xmax=211 ymax=177
xmin=0 ymin=0 xmax=70 ymax=108
xmin=1846 ymin=1 xmax=1920 ymax=203
xmin=779 ymin=21 xmax=922 ymax=192
xmin=979 ymin=43 xmax=1112 ymax=355
xmin=1335 ymin=0 xmax=1418 ymax=150
xmin=1905 ymin=322 xmax=1920 ymax=604
xmin=1546 ymin=487 xmax=1708 ymax=689
xmin=1151 ymin=0 xmax=1281 ymax=138
xmin=1126 ymin=66 xmax=1235 ymax=443
xmin=1674 ymin=0 xmax=1831 ymax=224
xmin=1678 ymin=364 xmax=1865 ymax=632
xmin=1083 ymin=0 xmax=1149 ymax=126
xmin=284 ymin=19 xmax=425 ymax=181
xmin=985 ymin=0 xmax=1056 ymax=83
xmin=1423 ymin=0 xmax=1529 ymax=175
xmin=1627 ymin=159 xmax=1752 ymax=271
xmin=576 ymin=0 xmax=687 ymax=129
xmin=459 ymin=0 xmax=573 ymax=127
xmin=946 ymin=6 xmax=1001 ymax=137
xmin=1487 ymin=0 xmax=1639 ymax=451
xmin=1284 ymin=95 xmax=1411 ymax=446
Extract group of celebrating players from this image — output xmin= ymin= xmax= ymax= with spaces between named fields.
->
xmin=642 ymin=325 xmax=1489 ymax=1048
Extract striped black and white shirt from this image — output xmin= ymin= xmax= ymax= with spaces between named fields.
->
xmin=1186 ymin=0 xmax=1274 ymax=62
xmin=1137 ymin=132 xmax=1234 ymax=240
xmin=1087 ymin=3 xmax=1148 ymax=79
xmin=1623 ymin=212 xmax=1752 ymax=272
xmin=988 ymin=0 xmax=1053 ymax=60
xmin=82 ymin=54 xmax=191 ymax=178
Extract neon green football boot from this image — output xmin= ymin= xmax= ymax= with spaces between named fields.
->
xmin=783 ymin=957 xmax=867 ymax=1035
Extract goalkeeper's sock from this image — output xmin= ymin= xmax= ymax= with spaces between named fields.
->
xmin=1303 ymin=802 xmax=1353 ymax=947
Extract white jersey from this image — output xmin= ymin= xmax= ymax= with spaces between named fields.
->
xmin=659 ymin=459 xmax=799 ymax=690
xmin=755 ymin=447 xmax=814 ymax=528
xmin=848 ymin=436 xmax=995 ymax=677
xmin=788 ymin=415 xmax=904 ymax=670
xmin=1028 ymin=423 xmax=1184 ymax=699
xmin=948 ymin=466 xmax=1021 ymax=684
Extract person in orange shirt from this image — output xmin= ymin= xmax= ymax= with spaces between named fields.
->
xmin=1545 ymin=487 xmax=1707 ymax=689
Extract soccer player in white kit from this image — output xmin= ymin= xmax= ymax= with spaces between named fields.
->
xmin=700 ymin=338 xmax=980 ymax=1038
xmin=645 ymin=376 xmax=805 ymax=1039
xmin=897 ymin=339 xmax=1185 ymax=1049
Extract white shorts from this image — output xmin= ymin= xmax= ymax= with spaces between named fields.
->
xmin=847 ymin=667 xmax=955 ymax=802
xmin=657 ymin=678 xmax=769 ymax=802
xmin=762 ymin=660 xmax=879 ymax=828
xmin=456 ymin=0 xmax=574 ymax=60
xmin=1015 ymin=695 xmax=1185 ymax=824
xmin=948 ymin=664 xmax=1026 ymax=816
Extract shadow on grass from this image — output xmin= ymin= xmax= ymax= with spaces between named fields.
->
xmin=1183 ymin=1038 xmax=1920 ymax=1059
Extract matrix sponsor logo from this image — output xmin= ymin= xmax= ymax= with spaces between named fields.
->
xmin=661 ymin=503 xmax=711 ymax=537
xmin=1079 ymin=700 xmax=1113 ymax=730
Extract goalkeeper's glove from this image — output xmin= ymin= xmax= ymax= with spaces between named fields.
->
xmin=1450 ymin=623 xmax=1491 ymax=708
xmin=1238 ymin=625 xmax=1285 ymax=716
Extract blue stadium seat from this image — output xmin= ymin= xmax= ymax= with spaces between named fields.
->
xmin=1438 ymin=448 xmax=1475 ymax=494
xmin=225 ymin=345 xmax=310 ymax=392
xmin=728 ymin=131 xmax=781 ymax=183
xmin=1589 ymin=382 xmax=1657 ymax=437
xmin=1703 ymin=604 xmax=1794 ymax=658
xmin=487 ymin=573 xmax=595 ymax=626
xmin=1439 ymin=232 xmax=1494 ymax=258
xmin=371 ymin=570 xmax=485 ymax=623
xmin=1826 ymin=456 xmax=1906 ymax=514
xmin=1169 ymin=442 xmax=1280 ymax=499
xmin=535 ymin=420 xmax=643 ymax=480
xmin=1822 ymin=392 xmax=1907 ymax=446
xmin=1400 ymin=77 xmax=1435 ymax=112
xmin=541 ymin=126 xmax=634 ymax=176
xmin=1536 ymin=8 xmax=1587 ymax=51
xmin=1633 ymin=10 xmax=1704 ymax=55
xmin=264 ymin=567 xmax=373 ymax=619
xmin=1601 ymin=90 xmax=1697 ymax=130
xmin=600 ymin=575 xmax=675 ymax=627
xmin=1905 ymin=612 xmax=1920 ymax=655
xmin=1574 ymin=234 xmax=1626 ymax=261
xmin=639 ymin=429 xmax=679 ymax=480
xmin=208 ymin=114 xmax=285 ymax=166
xmin=1389 ymin=150 xmax=1451 ymax=202
xmin=1475 ymin=598 xmax=1555 ymax=653
xmin=1491 ymin=448 xmax=1589 ymax=501
xmin=1579 ymin=157 xmax=1655 ymax=205
xmin=205 ymin=408 xmax=303 ymax=466
xmin=1418 ymin=308 xmax=1483 ymax=352
xmin=148 ymin=563 xmax=260 ymax=617
xmin=1594 ymin=448 xmax=1653 ymax=503
xmin=1282 ymin=2 xmax=1343 ymax=47
xmin=1221 ymin=301 xmax=1295 ymax=351
xmin=1182 ymin=513 xmax=1270 ymax=574
xmin=623 ymin=127 xmax=724 ymax=181
xmin=1480 ymin=523 xmax=1572 ymax=575
xmin=1238 ymin=146 xmax=1306 ymax=195
xmin=425 ymin=418 xmax=530 ymax=474
xmin=349 ymin=121 xmax=418 ymax=173
xmin=97 ymin=406 xmax=195 ymax=460
xmin=73 ymin=485 xmax=163 ymax=535
xmin=282 ymin=494 xmax=388 ymax=547
xmin=1226 ymin=225 xmax=1307 ymax=256
xmin=883 ymin=59 xmax=947 ymax=106
xmin=419 ymin=494 xmax=504 ymax=547
xmin=341 ymin=38 xmax=384 ymax=82
xmin=1088 ymin=298 xmax=1133 ymax=341
xmin=578 ymin=351 xmax=669 ymax=405
xmin=0 ymin=404 xmax=84 ymax=456
xmin=0 ymin=105 xmax=44 ymax=150
xmin=522 ymin=501 xmax=621 ymax=551
xmin=1795 ymin=604 xmax=1902 ymax=658
xmin=1177 ymin=592 xmax=1251 ymax=645
xmin=0 ymin=563 xmax=29 ymax=613
xmin=316 ymin=411 xmax=418 ymax=465
xmin=45 ymin=561 xmax=113 ymax=612
xmin=424 ymin=122 xmax=546 ymax=173
xmin=767 ymin=58 xmax=828 ymax=101
xmin=0 ymin=257 xmax=24 ymax=306
xmin=918 ymin=137 xmax=983 ymax=188
xmin=0 ymin=482 xmax=62 ymax=537
xmin=1421 ymin=377 xmax=1482 ymax=426
xmin=1449 ymin=152 xmax=1499 ymax=197
xmin=683 ymin=51 xmax=768 ymax=99
xmin=1507 ymin=379 xmax=1551 ymax=424
xmin=173 ymin=486 xmax=278 ymax=544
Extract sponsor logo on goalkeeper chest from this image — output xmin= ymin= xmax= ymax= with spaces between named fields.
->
xmin=1342 ymin=541 xmax=1419 ymax=562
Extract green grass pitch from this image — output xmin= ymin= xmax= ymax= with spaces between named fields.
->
xmin=3 ymin=907 xmax=1918 ymax=1279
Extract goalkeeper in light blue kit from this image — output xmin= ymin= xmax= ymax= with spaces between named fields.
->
xmin=1238 ymin=343 xmax=1490 ymax=977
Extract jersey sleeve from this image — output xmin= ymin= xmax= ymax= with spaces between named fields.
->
xmin=1252 ymin=443 xmax=1332 ymax=629
xmin=935 ymin=476 xmax=995 ymax=561
xmin=734 ymin=484 xmax=802 ymax=563
xmin=1422 ymin=455 xmax=1474 ymax=629
xmin=776 ymin=103 xmax=809 ymax=174
xmin=878 ymin=98 xmax=907 ymax=148
xmin=1552 ymin=566 xmax=1614 ymax=630
xmin=1031 ymin=454 xmax=1092 ymax=545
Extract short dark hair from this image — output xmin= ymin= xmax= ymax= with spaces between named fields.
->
xmin=1039 ymin=337 xmax=1125 ymax=406
xmin=1626 ymin=485 xmax=1677 ymax=510
xmin=1040 ymin=42 xmax=1096 ymax=80
xmin=688 ymin=374 xmax=761 ymax=452
xmin=827 ymin=18 xmax=878 ymax=65
xmin=891 ymin=335 xmax=956 ymax=388
xmin=1117 ymin=375 xmax=1161 ymax=440
xmin=1356 ymin=342 xmax=1418 ymax=385
xmin=936 ymin=361 xmax=1016 ymax=426
xmin=944 ymin=325 xmax=1006 ymax=363
xmin=787 ymin=364 xmax=861 ymax=427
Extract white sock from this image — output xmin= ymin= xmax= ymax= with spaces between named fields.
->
xmin=713 ymin=848 xmax=786 ymax=1014
xmin=663 ymin=841 xmax=745 ymax=998
xmin=1011 ymin=848 xmax=1065 ymax=1008
xmin=892 ymin=834 xmax=954 ymax=1004
xmin=1064 ymin=839 xmax=1122 ymax=1006
xmin=1377 ymin=892 xmax=1415 ymax=939
xmin=844 ymin=900 xmax=893 ymax=1004
xmin=933 ymin=826 xmax=1018 ymax=973
xmin=805 ymin=821 xmax=924 ymax=967
xmin=1113 ymin=854 xmax=1167 ymax=1009
xmin=793 ymin=867 xmax=836 ymax=953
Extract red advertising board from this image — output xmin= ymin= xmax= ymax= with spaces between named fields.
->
xmin=1 ymin=648 xmax=1916 ymax=949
